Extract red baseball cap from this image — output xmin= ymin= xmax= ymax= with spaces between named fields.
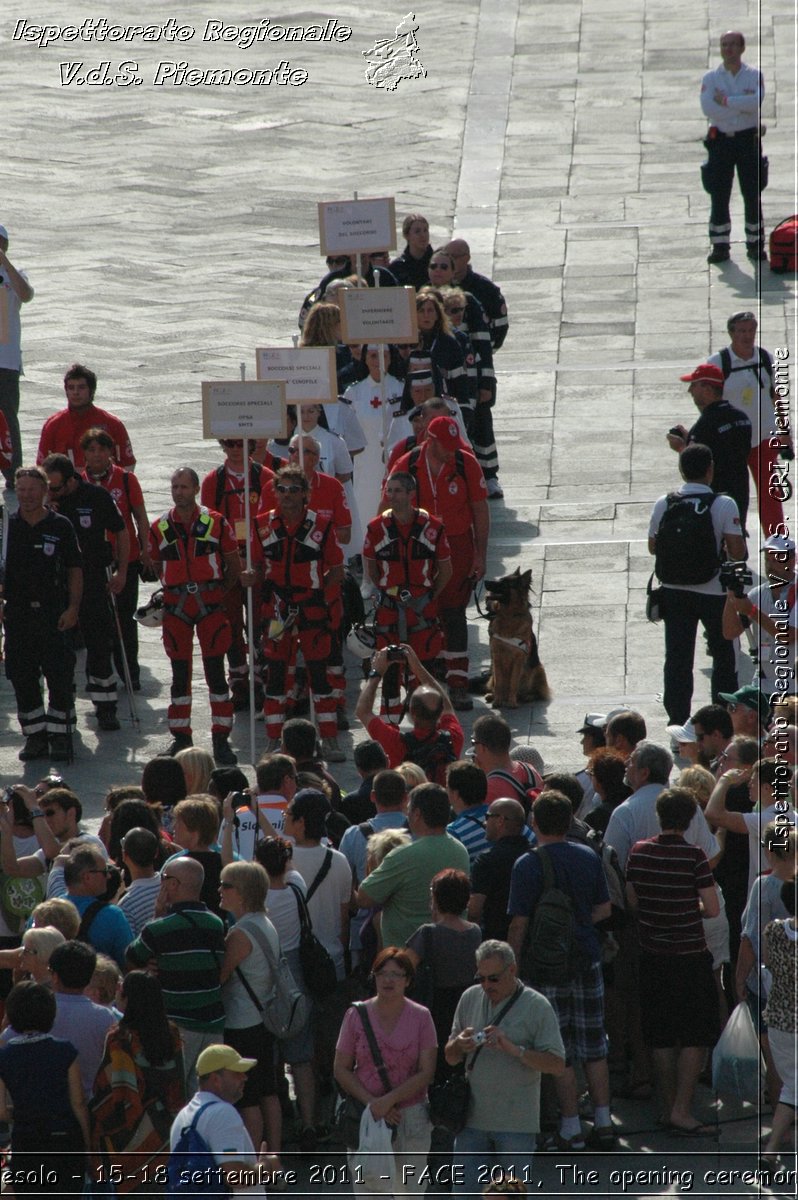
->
xmin=679 ymin=363 xmax=725 ymax=386
xmin=426 ymin=415 xmax=462 ymax=451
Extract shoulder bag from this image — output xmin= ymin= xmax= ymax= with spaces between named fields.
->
xmin=287 ymin=876 xmax=338 ymax=998
xmin=335 ymin=1001 xmax=394 ymax=1149
xmin=428 ymin=983 xmax=524 ymax=1134
xmin=233 ymin=915 xmax=311 ymax=1040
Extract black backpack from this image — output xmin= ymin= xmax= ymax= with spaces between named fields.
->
xmin=401 ymin=727 xmax=457 ymax=785
xmin=654 ymin=492 xmax=720 ymax=585
xmin=719 ymin=346 xmax=773 ymax=389
xmin=520 ymin=846 xmax=589 ymax=986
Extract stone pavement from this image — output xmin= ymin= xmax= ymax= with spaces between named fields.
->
xmin=0 ymin=0 xmax=795 ymax=1188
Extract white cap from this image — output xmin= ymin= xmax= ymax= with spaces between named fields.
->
xmin=666 ymin=720 xmax=697 ymax=744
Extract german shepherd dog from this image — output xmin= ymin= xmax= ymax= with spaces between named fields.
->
xmin=483 ymin=568 xmax=551 ymax=708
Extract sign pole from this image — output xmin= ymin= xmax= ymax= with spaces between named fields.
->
xmin=238 ymin=361 xmax=257 ymax=765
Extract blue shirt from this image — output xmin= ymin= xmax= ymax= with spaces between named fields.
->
xmin=508 ymin=840 xmax=609 ymax=963
xmin=69 ymin=892 xmax=134 ymax=968
xmin=51 ymin=992 xmax=116 ymax=1099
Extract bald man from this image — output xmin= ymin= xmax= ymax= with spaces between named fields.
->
xmin=469 ymin=798 xmax=532 ymax=940
xmin=126 ymin=853 xmax=225 ymax=1091
xmin=445 ymin=239 xmax=509 ymax=351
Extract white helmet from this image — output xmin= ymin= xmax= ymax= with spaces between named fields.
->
xmin=135 ymin=589 xmax=165 ymax=627
xmin=346 ymin=624 xmax=377 ymax=660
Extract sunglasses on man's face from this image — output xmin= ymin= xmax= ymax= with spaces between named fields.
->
xmin=276 ymin=484 xmax=303 ymax=494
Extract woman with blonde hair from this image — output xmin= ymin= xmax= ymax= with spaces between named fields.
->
xmin=396 ymin=762 xmax=427 ymax=792
xmin=360 ymin=829 xmax=412 ymax=964
xmin=390 ymin=213 xmax=433 ymax=289
xmin=19 ymin=925 xmax=65 ymax=984
xmin=400 ymin=288 xmax=469 ymax=418
xmin=175 ymin=745 xmax=215 ymax=797
xmin=218 ymin=860 xmax=284 ymax=1165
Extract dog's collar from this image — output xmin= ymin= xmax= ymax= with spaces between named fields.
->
xmin=492 ymin=633 xmax=531 ymax=655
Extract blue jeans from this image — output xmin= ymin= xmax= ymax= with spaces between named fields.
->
xmin=453 ymin=1126 xmax=535 ymax=1196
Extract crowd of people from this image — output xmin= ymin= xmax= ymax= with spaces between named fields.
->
xmin=0 ymin=26 xmax=793 ymax=1193
xmin=0 ymin=678 xmax=791 ymax=1191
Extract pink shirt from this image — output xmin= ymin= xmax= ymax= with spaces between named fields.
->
xmin=336 ymin=999 xmax=437 ymax=1109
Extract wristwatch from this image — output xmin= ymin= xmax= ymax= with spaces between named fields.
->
xmin=516 ymin=1045 xmax=525 ymax=1059
xmin=28 ymin=808 xmax=45 ymax=820
xmin=367 ymin=670 xmax=379 ymax=679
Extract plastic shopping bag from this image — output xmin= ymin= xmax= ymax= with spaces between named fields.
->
xmin=712 ymin=1001 xmax=764 ymax=1105
xmin=349 ymin=1107 xmax=395 ymax=1192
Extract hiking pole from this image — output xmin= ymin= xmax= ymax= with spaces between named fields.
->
xmin=106 ymin=567 xmax=140 ymax=729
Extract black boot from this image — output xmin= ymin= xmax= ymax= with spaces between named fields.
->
xmin=96 ymin=704 xmax=121 ymax=731
xmin=19 ymin=732 xmax=49 ymax=762
xmin=161 ymin=733 xmax=193 ymax=757
xmin=212 ymin=733 xmax=237 ymax=766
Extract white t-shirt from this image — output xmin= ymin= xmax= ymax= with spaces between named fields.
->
xmin=0 ymin=271 xmax=28 ymax=372
xmin=648 ymin=484 xmax=742 ymax=596
xmin=743 ymin=579 xmax=798 ymax=692
xmin=170 ymin=1092 xmax=261 ymax=1194
xmin=290 ymin=845 xmax=352 ymax=979
xmin=708 ymin=347 xmax=775 ymax=446
xmin=264 ymin=871 xmax=306 ymax=953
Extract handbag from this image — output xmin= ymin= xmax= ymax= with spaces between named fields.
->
xmin=334 ymin=1002 xmax=395 ymax=1150
xmin=234 ymin=916 xmax=311 ymax=1040
xmin=646 ymin=572 xmax=664 ymax=623
xmin=288 ymin=878 xmax=338 ymax=998
xmin=429 ymin=984 xmax=525 ymax=1135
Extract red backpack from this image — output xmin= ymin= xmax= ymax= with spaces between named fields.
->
xmin=768 ymin=216 xmax=798 ymax=274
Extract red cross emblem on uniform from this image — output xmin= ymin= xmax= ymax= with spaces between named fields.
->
xmin=370 ymin=397 xmax=382 ymax=409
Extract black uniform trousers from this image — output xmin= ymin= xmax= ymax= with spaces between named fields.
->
xmin=661 ymin=588 xmax=738 ymax=724
xmin=4 ymin=606 xmax=76 ymax=736
xmin=706 ymin=128 xmax=764 ymax=251
xmin=78 ymin=571 xmax=117 ymax=707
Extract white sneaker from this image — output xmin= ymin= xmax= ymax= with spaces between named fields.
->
xmin=486 ymin=478 xmax=504 ymax=499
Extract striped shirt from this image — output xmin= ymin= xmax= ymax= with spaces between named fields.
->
xmin=626 ymin=835 xmax=714 ymax=955
xmin=126 ymin=901 xmax=225 ymax=1031
xmin=447 ymin=805 xmax=489 ymax=862
xmin=118 ymin=875 xmax=162 ymax=938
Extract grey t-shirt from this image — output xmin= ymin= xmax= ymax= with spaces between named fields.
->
xmin=450 ymin=983 xmax=564 ymax=1133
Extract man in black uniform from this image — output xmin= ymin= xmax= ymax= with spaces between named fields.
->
xmin=1 ymin=466 xmax=82 ymax=761
xmin=42 ymin=453 xmax=129 ymax=732
xmin=666 ymin=363 xmax=752 ymax=530
xmin=446 ymin=237 xmax=510 ymax=499
xmin=445 ymin=238 xmax=509 ymax=351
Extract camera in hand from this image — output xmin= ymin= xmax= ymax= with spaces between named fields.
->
xmin=719 ymin=560 xmax=753 ymax=597
xmin=472 ymin=1031 xmax=487 ymax=1046
xmin=386 ymin=645 xmax=406 ymax=662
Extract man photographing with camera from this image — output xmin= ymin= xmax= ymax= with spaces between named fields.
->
xmin=722 ymin=533 xmax=797 ymax=695
xmin=355 ymin=644 xmax=464 ymax=784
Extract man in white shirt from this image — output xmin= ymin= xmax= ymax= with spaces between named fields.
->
xmin=169 ymin=1044 xmax=264 ymax=1195
xmin=649 ymin=443 xmax=747 ymax=724
xmin=700 ymin=31 xmax=765 ymax=263
xmin=604 ymin=741 xmax=719 ymax=872
xmin=723 ymin=535 xmax=798 ymax=694
xmin=0 ymin=225 xmax=33 ymax=485
xmin=708 ymin=312 xmax=793 ymax=537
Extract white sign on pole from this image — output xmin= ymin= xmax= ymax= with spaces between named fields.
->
xmin=318 ymin=197 xmax=396 ymax=257
xmin=337 ymin=286 xmax=418 ymax=345
xmin=201 ymin=381 xmax=287 ymax=439
xmin=255 ymin=346 xmax=338 ymax=404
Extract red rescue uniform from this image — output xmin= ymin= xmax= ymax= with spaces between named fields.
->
xmin=251 ymin=506 xmax=343 ymax=742
xmin=200 ymin=461 xmax=275 ymax=703
xmin=148 ymin=505 xmax=238 ymax=738
xmin=37 ymin=405 xmax=135 ymax=470
xmin=387 ymin=444 xmax=487 ymax=690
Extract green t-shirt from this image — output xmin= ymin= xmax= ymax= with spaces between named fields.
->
xmin=451 ymin=984 xmax=564 ymax=1133
xmin=360 ymin=834 xmax=470 ymax=948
